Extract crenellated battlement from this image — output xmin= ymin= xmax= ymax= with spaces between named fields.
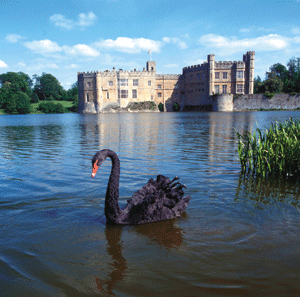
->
xmin=78 ymin=67 xmax=157 ymax=78
xmin=183 ymin=62 xmax=208 ymax=73
xmin=156 ymin=74 xmax=182 ymax=80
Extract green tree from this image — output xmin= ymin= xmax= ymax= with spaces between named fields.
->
xmin=287 ymin=57 xmax=300 ymax=92
xmin=4 ymin=92 xmax=32 ymax=114
xmin=4 ymin=94 xmax=17 ymax=114
xmin=0 ymin=72 xmax=32 ymax=94
xmin=254 ymin=76 xmax=265 ymax=93
xmin=67 ymin=82 xmax=78 ymax=101
xmin=0 ymin=81 xmax=12 ymax=109
xmin=69 ymin=94 xmax=78 ymax=112
xmin=268 ymin=63 xmax=288 ymax=81
xmin=33 ymin=73 xmax=64 ymax=100
xmin=15 ymin=92 xmax=31 ymax=114
xmin=264 ymin=72 xmax=284 ymax=93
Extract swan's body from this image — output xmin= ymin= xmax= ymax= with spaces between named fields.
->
xmin=92 ymin=149 xmax=191 ymax=225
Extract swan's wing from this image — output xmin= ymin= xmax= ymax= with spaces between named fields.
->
xmin=123 ymin=175 xmax=191 ymax=224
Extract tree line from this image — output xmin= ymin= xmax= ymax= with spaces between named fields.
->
xmin=0 ymin=72 xmax=78 ymax=114
xmin=254 ymin=57 xmax=300 ymax=96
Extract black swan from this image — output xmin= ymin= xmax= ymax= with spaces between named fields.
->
xmin=91 ymin=149 xmax=191 ymax=225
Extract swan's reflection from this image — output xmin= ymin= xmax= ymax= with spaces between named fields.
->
xmin=95 ymin=226 xmax=126 ymax=296
xmin=134 ymin=217 xmax=185 ymax=249
xmin=95 ymin=219 xmax=185 ymax=295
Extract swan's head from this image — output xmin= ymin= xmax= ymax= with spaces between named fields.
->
xmin=91 ymin=152 xmax=105 ymax=178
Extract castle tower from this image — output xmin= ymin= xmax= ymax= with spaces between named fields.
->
xmin=243 ymin=51 xmax=255 ymax=94
xmin=146 ymin=61 xmax=156 ymax=73
xmin=208 ymin=54 xmax=215 ymax=95
xmin=248 ymin=51 xmax=255 ymax=94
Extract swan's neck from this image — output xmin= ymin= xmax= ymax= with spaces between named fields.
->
xmin=104 ymin=150 xmax=121 ymax=224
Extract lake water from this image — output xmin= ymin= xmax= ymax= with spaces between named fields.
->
xmin=0 ymin=111 xmax=300 ymax=296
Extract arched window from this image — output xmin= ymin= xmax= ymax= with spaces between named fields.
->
xmin=107 ymin=92 xmax=109 ymax=99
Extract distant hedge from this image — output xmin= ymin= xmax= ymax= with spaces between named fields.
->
xmin=38 ymin=101 xmax=65 ymax=113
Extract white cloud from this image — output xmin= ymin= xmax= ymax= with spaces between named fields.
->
xmin=164 ymin=63 xmax=179 ymax=68
xmin=49 ymin=12 xmax=97 ymax=30
xmin=23 ymin=39 xmax=99 ymax=57
xmin=24 ymin=39 xmax=62 ymax=54
xmin=162 ymin=37 xmax=187 ymax=49
xmin=199 ymin=34 xmax=289 ymax=54
xmin=18 ymin=62 xmax=26 ymax=67
xmin=239 ymin=26 xmax=273 ymax=33
xmin=63 ymin=44 xmax=100 ymax=56
xmin=66 ymin=64 xmax=79 ymax=69
xmin=49 ymin=14 xmax=75 ymax=30
xmin=95 ymin=37 xmax=162 ymax=53
xmin=6 ymin=34 xmax=26 ymax=43
xmin=0 ymin=60 xmax=8 ymax=68
xmin=291 ymin=26 xmax=300 ymax=35
xmin=77 ymin=12 xmax=97 ymax=27
xmin=26 ymin=62 xmax=59 ymax=71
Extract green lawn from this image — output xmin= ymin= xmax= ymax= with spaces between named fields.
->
xmin=31 ymin=100 xmax=74 ymax=114
xmin=0 ymin=100 xmax=75 ymax=115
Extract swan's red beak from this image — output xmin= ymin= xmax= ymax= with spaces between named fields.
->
xmin=91 ymin=160 xmax=99 ymax=178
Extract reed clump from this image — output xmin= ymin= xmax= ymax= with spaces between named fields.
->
xmin=236 ymin=118 xmax=300 ymax=177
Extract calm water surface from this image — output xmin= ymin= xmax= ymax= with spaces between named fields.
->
xmin=0 ymin=111 xmax=300 ymax=296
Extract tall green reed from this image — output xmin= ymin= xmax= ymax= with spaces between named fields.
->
xmin=236 ymin=118 xmax=300 ymax=178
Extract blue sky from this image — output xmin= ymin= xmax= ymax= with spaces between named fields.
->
xmin=1 ymin=0 xmax=300 ymax=89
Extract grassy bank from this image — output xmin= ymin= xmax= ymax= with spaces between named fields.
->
xmin=236 ymin=118 xmax=300 ymax=178
xmin=0 ymin=100 xmax=74 ymax=115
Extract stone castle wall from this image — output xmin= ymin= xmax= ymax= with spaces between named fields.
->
xmin=234 ymin=94 xmax=300 ymax=111
xmin=78 ymin=52 xmax=255 ymax=113
xmin=211 ymin=93 xmax=300 ymax=112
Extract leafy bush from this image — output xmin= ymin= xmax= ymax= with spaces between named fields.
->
xmin=4 ymin=92 xmax=31 ymax=114
xmin=158 ymin=102 xmax=164 ymax=112
xmin=173 ymin=102 xmax=180 ymax=111
xmin=38 ymin=101 xmax=65 ymax=113
xmin=263 ymin=92 xmax=275 ymax=99
xmin=236 ymin=118 xmax=300 ymax=178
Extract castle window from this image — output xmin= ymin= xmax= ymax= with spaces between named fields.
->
xmin=237 ymin=71 xmax=243 ymax=79
xmin=222 ymin=85 xmax=227 ymax=94
xmin=223 ymin=72 xmax=227 ymax=79
xmin=108 ymin=81 xmax=113 ymax=86
xmin=158 ymin=92 xmax=162 ymax=97
xmin=151 ymin=95 xmax=153 ymax=100
xmin=107 ymin=92 xmax=109 ymax=99
xmin=132 ymin=89 xmax=137 ymax=98
xmin=157 ymin=84 xmax=162 ymax=89
xmin=118 ymin=89 xmax=128 ymax=98
xmin=118 ymin=79 xmax=128 ymax=86
xmin=237 ymin=84 xmax=244 ymax=93
xmin=215 ymin=72 xmax=220 ymax=79
xmin=215 ymin=85 xmax=219 ymax=93
xmin=148 ymin=81 xmax=151 ymax=86
xmin=133 ymin=79 xmax=139 ymax=86
xmin=86 ymin=93 xmax=93 ymax=102
xmin=87 ymin=82 xmax=91 ymax=87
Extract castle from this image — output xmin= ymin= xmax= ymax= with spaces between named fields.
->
xmin=77 ymin=51 xmax=255 ymax=113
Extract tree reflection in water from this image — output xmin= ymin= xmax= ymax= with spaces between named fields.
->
xmin=95 ymin=219 xmax=185 ymax=295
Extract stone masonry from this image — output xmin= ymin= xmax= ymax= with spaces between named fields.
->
xmin=77 ymin=51 xmax=255 ymax=113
